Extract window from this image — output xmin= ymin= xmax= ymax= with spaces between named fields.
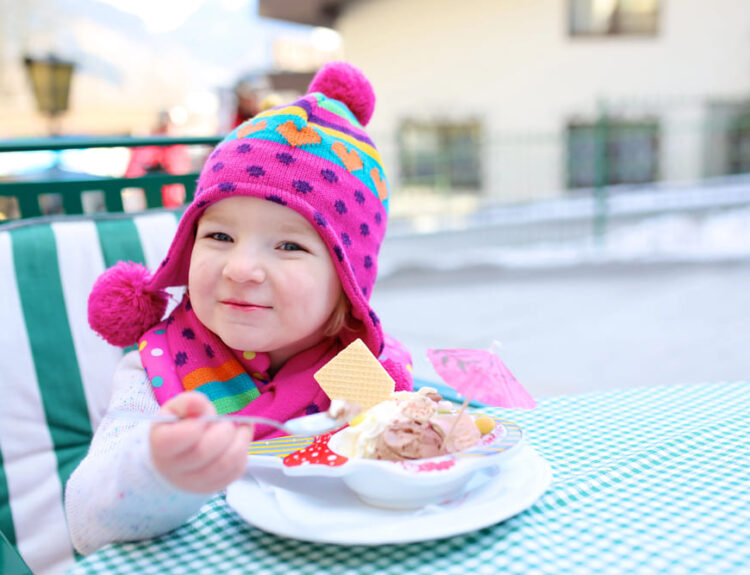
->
xmin=569 ymin=0 xmax=659 ymax=36
xmin=726 ymin=113 xmax=750 ymax=174
xmin=704 ymin=101 xmax=750 ymax=177
xmin=398 ymin=121 xmax=482 ymax=190
xmin=567 ymin=120 xmax=659 ymax=188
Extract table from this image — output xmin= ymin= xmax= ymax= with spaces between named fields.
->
xmin=67 ymin=381 xmax=749 ymax=574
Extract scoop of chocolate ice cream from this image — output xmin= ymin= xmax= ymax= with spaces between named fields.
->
xmin=373 ymin=420 xmax=445 ymax=461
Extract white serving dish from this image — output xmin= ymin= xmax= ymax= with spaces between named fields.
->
xmin=245 ymin=416 xmax=523 ymax=509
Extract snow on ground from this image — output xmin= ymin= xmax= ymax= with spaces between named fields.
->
xmin=372 ymin=184 xmax=750 ymax=399
xmin=380 ymin=206 xmax=750 ymax=277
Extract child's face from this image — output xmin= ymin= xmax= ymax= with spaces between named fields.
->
xmin=188 ymin=196 xmax=343 ymax=370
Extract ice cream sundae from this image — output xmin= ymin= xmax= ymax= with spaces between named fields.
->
xmin=328 ymin=388 xmax=495 ymax=461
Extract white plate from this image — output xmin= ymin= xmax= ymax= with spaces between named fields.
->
xmin=226 ymin=442 xmax=552 ymax=545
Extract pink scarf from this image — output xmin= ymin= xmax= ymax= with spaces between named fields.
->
xmin=138 ymin=295 xmax=338 ymax=439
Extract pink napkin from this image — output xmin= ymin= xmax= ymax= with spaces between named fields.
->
xmin=427 ymin=342 xmax=536 ymax=409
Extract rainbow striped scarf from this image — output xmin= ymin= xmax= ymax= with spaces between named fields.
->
xmin=138 ymin=294 xmax=337 ymax=439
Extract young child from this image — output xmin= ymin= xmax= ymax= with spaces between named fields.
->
xmin=65 ymin=62 xmax=413 ymax=554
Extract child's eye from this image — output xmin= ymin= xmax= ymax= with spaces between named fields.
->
xmin=278 ymin=241 xmax=305 ymax=252
xmin=208 ymin=232 xmax=233 ymax=242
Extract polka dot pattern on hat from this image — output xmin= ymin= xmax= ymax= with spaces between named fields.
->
xmin=144 ymin=62 xmax=390 ymax=355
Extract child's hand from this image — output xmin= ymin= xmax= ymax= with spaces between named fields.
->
xmin=150 ymin=392 xmax=254 ymax=493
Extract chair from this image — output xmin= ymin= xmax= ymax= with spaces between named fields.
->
xmin=0 ymin=210 xmax=179 ymax=574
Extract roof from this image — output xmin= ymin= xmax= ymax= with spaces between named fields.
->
xmin=257 ymin=0 xmax=352 ymax=27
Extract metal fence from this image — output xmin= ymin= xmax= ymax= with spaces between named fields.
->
xmin=380 ymin=106 xmax=750 ymax=248
xmin=0 ymin=136 xmax=220 ymax=221
xmin=2 ymin=123 xmax=750 ymax=254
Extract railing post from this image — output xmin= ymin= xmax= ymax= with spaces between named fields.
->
xmin=593 ymin=99 xmax=609 ymax=244
xmin=144 ymin=183 xmax=163 ymax=209
xmin=98 ymin=182 xmax=123 ymax=213
xmin=17 ymin=192 xmax=42 ymax=218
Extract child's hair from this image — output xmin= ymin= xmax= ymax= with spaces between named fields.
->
xmin=323 ymin=292 xmax=349 ymax=338
xmin=323 ymin=292 xmax=365 ymax=338
xmin=89 ymin=62 xmax=392 ymax=357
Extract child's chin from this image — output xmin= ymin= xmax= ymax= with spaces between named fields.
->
xmin=217 ymin=332 xmax=269 ymax=353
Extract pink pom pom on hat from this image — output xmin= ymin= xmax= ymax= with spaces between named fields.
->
xmin=88 ymin=61 xmax=391 ymax=354
xmin=308 ymin=62 xmax=375 ymax=126
xmin=88 ymin=261 xmax=168 ymax=347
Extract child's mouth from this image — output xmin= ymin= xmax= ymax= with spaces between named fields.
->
xmin=221 ymin=299 xmax=271 ymax=311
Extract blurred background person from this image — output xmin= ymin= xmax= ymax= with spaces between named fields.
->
xmin=123 ymin=110 xmax=190 ymax=207
xmin=230 ymin=73 xmax=284 ymax=129
xmin=231 ymin=74 xmax=269 ymax=129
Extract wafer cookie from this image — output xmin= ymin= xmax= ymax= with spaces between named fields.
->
xmin=314 ymin=339 xmax=394 ymax=411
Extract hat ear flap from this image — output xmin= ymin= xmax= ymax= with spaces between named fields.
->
xmin=88 ymin=261 xmax=169 ymax=348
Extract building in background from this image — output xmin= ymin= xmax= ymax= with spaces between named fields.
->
xmin=3 ymin=0 xmax=750 ymax=221
xmin=261 ymin=0 xmax=750 ymax=216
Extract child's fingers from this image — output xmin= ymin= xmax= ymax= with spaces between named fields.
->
xmin=239 ymin=423 xmax=255 ymax=445
xmin=167 ymin=420 xmax=239 ymax=474
xmin=178 ymin=425 xmax=253 ymax=491
xmin=151 ymin=392 xmax=217 ymax=458
xmin=150 ymin=416 xmax=208 ymax=458
xmin=207 ymin=423 xmax=254 ymax=483
xmin=149 ymin=389 xmax=254 ymax=491
xmin=162 ymin=391 xmax=216 ymax=419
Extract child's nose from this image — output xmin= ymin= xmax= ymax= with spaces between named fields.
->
xmin=223 ymin=249 xmax=267 ymax=283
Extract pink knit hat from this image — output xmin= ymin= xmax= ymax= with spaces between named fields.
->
xmin=89 ymin=62 xmax=390 ymax=356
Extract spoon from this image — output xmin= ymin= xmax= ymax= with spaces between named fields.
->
xmin=108 ymin=409 xmax=353 ymax=436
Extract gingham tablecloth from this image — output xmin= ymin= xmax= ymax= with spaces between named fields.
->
xmin=67 ymin=381 xmax=750 ymax=575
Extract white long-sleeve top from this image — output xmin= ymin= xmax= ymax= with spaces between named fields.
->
xmin=65 ymin=351 xmax=210 ymax=555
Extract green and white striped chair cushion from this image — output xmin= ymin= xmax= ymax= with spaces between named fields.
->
xmin=0 ymin=210 xmax=180 ymax=574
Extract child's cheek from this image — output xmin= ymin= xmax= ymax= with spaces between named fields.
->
xmin=188 ymin=251 xmax=214 ymax=282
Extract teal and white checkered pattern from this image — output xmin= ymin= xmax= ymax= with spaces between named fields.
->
xmin=68 ymin=380 xmax=750 ymax=575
